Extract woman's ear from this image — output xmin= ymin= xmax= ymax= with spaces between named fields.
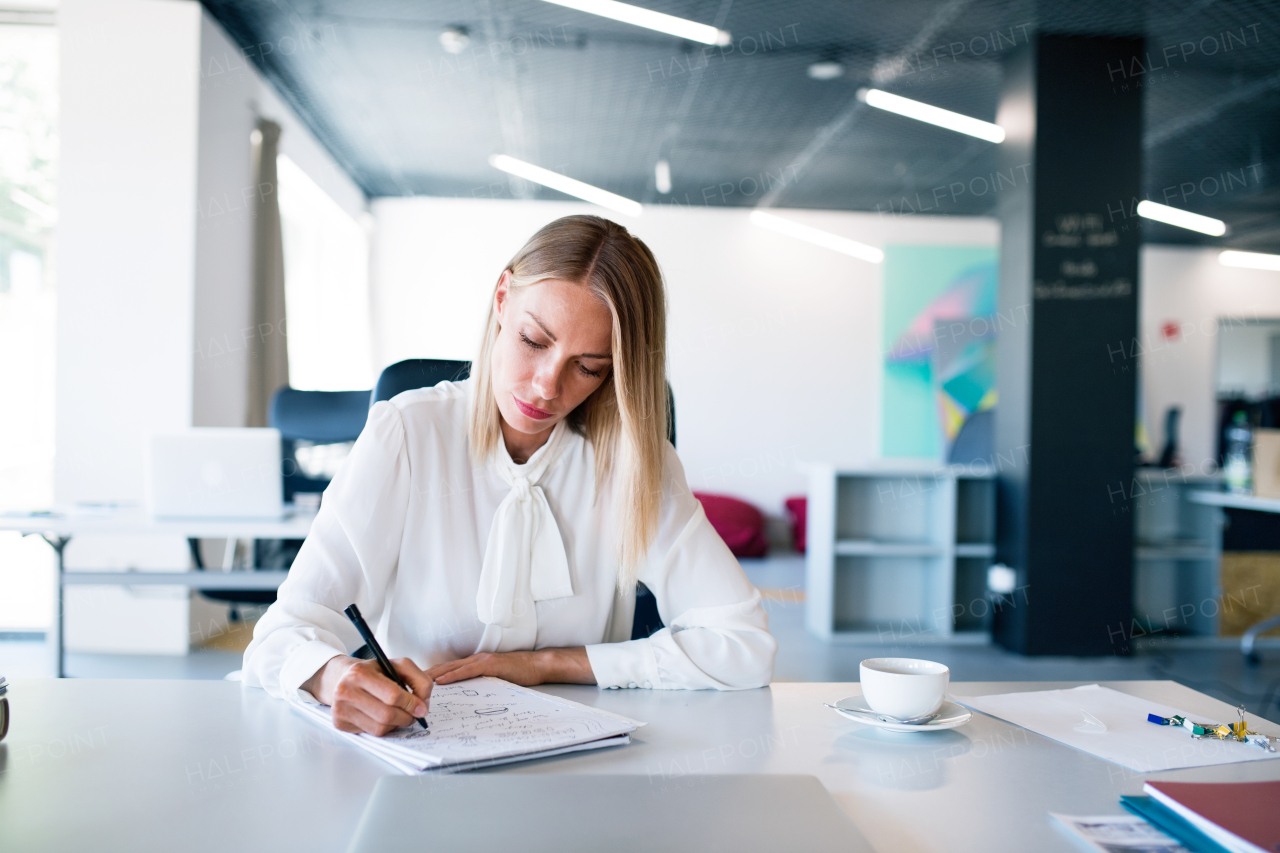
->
xmin=494 ymin=270 xmax=512 ymax=322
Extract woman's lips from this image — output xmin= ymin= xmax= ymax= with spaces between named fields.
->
xmin=514 ymin=396 xmax=554 ymax=420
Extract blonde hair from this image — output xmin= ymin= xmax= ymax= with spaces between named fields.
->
xmin=470 ymin=215 xmax=668 ymax=590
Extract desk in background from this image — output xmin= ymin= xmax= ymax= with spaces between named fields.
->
xmin=1190 ymin=490 xmax=1280 ymax=659
xmin=1 ymin=679 xmax=1277 ymax=853
xmin=0 ymin=509 xmax=314 ymax=677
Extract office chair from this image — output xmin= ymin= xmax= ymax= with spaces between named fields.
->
xmin=369 ymin=358 xmax=671 ymax=641
xmin=192 ymin=388 xmax=370 ymax=611
xmin=371 ymin=358 xmax=472 ymax=405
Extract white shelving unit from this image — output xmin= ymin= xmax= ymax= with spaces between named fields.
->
xmin=805 ymin=465 xmax=996 ymax=642
xmin=1131 ymin=472 xmax=1221 ymax=637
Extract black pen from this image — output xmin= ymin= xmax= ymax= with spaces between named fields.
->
xmin=343 ymin=604 xmax=428 ymax=731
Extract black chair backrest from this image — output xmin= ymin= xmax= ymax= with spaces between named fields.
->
xmin=270 ymin=388 xmax=371 ymax=442
xmin=372 ymin=359 xmax=471 ymax=407
xmin=269 ymin=388 xmax=371 ymax=500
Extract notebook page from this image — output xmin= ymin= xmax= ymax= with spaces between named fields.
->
xmin=294 ymin=676 xmax=639 ymax=770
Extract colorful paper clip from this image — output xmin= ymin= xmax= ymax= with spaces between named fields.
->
xmin=1151 ymin=705 xmax=1278 ymax=747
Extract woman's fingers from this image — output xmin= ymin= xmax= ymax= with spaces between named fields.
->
xmin=433 ymin=660 xmax=487 ymax=684
xmin=339 ymin=681 xmax=416 ymax=727
xmin=425 ymin=656 xmax=480 ymax=681
xmin=349 ymin=662 xmax=423 ymax=715
xmin=333 ymin=702 xmax=399 ymax=737
xmin=392 ymin=657 xmax=435 ymax=706
xmin=333 ymin=660 xmax=422 ymax=733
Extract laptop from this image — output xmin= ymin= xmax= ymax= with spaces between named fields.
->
xmin=345 ymin=774 xmax=874 ymax=853
xmin=146 ymin=428 xmax=283 ymax=519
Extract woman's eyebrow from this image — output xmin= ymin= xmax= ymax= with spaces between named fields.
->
xmin=527 ymin=311 xmax=558 ymax=341
xmin=527 ymin=311 xmax=612 ymax=359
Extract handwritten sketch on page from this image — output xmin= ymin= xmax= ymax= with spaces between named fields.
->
xmin=294 ymin=676 xmax=640 ymax=772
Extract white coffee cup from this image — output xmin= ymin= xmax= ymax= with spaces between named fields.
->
xmin=859 ymin=658 xmax=949 ymax=720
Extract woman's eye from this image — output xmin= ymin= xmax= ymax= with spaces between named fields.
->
xmin=578 ymin=363 xmax=603 ymax=378
xmin=519 ymin=331 xmax=545 ymax=350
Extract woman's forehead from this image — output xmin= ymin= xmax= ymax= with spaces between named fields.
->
xmin=513 ymin=279 xmax=612 ymax=350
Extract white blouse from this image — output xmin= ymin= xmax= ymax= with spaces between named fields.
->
xmin=242 ymin=379 xmax=776 ymax=700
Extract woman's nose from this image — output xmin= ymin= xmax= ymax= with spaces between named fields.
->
xmin=532 ymin=364 xmax=561 ymax=400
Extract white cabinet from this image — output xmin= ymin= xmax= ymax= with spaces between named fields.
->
xmin=1131 ymin=472 xmax=1221 ymax=638
xmin=805 ymin=466 xmax=995 ymax=642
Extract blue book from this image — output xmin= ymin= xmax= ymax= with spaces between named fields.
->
xmin=1119 ymin=796 xmax=1233 ymax=853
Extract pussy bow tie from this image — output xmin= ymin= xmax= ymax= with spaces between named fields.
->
xmin=475 ymin=421 xmax=575 ymax=647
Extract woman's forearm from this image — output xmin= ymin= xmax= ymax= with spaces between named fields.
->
xmin=537 ymin=646 xmax=596 ymax=684
xmin=426 ymin=646 xmax=596 ymax=686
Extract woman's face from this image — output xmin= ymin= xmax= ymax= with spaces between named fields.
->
xmin=491 ymin=273 xmax=614 ymax=440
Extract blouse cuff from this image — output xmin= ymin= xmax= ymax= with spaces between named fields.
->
xmin=585 ymin=638 xmax=662 ymax=689
xmin=280 ymin=639 xmax=346 ymax=698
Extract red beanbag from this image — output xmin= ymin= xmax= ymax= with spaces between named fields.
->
xmin=693 ymin=492 xmax=768 ymax=558
xmin=784 ymin=496 xmax=807 ymax=554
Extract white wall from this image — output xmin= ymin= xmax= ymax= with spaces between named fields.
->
xmin=370 ymin=197 xmax=999 ymax=517
xmin=1139 ymin=246 xmax=1280 ymax=468
xmin=1215 ymin=320 xmax=1280 ymax=397
xmin=55 ymin=1 xmax=369 ymax=654
xmin=193 ymin=10 xmax=367 ymax=428
xmin=57 ymin=0 xmax=203 ymax=653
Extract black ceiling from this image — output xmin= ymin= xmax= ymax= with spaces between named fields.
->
xmin=201 ymin=0 xmax=1280 ymax=251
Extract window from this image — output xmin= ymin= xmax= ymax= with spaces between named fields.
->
xmin=0 ymin=21 xmax=57 ymax=630
xmin=276 ymin=154 xmax=374 ymax=392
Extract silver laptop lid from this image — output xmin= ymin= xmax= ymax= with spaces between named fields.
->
xmin=346 ymin=774 xmax=875 ymax=853
xmin=146 ymin=428 xmax=283 ymax=519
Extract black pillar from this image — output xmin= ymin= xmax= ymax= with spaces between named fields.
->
xmin=992 ymin=34 xmax=1142 ymax=656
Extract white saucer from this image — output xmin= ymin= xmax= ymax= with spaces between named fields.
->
xmin=830 ymin=697 xmax=971 ymax=733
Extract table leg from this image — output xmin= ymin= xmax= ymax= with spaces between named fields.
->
xmin=34 ymin=534 xmax=72 ymax=678
xmin=1242 ymin=613 xmax=1280 ymax=663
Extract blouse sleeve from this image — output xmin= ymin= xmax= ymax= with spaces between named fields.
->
xmin=241 ymin=401 xmax=412 ymax=701
xmin=583 ymin=447 xmax=778 ymax=690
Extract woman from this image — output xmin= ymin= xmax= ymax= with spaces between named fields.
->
xmin=243 ymin=215 xmax=776 ymax=736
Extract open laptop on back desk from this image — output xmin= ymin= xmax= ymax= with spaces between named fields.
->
xmin=146 ymin=428 xmax=283 ymax=519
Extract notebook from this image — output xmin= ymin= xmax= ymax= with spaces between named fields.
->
xmin=1144 ymin=780 xmax=1280 ymax=853
xmin=294 ymin=676 xmax=641 ymax=773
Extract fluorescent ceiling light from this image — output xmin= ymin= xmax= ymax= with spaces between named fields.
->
xmin=1219 ymin=250 xmax=1280 ymax=271
xmin=807 ymin=60 xmax=845 ymax=80
xmin=654 ymin=159 xmax=672 ymax=194
xmin=749 ymin=210 xmax=884 ymax=263
xmin=439 ymin=26 xmax=470 ymax=54
xmin=489 ymin=154 xmax=643 ymax=217
xmin=1136 ymin=200 xmax=1226 ymax=236
xmin=539 ymin=0 xmax=730 ymax=45
xmin=857 ymin=88 xmax=1005 ymax=143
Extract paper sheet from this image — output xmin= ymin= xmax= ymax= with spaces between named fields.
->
xmin=1052 ymin=814 xmax=1191 ymax=853
xmin=957 ymin=684 xmax=1280 ymax=772
xmin=294 ymin=676 xmax=640 ymax=772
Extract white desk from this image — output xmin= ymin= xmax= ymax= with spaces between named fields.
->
xmin=1188 ymin=490 xmax=1280 ymax=658
xmin=1 ymin=679 xmax=1276 ymax=853
xmin=0 ymin=509 xmax=314 ymax=676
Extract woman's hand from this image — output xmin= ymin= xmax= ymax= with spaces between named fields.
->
xmin=301 ymin=655 xmax=434 ymax=736
xmin=426 ymin=647 xmax=595 ymax=687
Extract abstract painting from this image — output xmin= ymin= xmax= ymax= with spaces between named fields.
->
xmin=882 ymin=245 xmax=999 ymax=459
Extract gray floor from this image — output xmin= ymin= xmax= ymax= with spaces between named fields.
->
xmin=3 ymin=554 xmax=1279 ymax=723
